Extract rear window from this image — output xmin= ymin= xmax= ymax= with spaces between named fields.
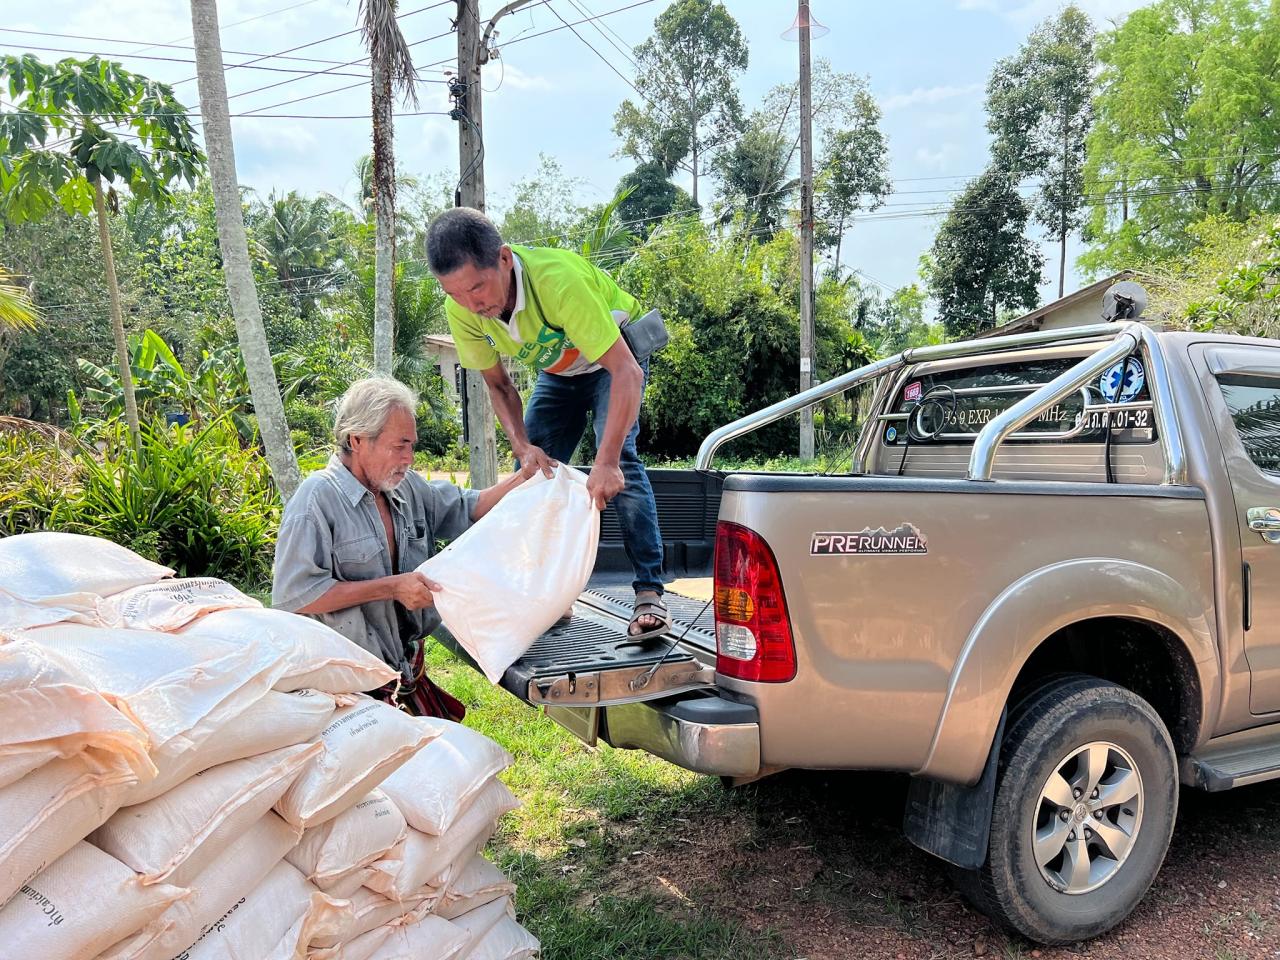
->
xmin=1217 ymin=374 xmax=1280 ymax=475
xmin=882 ymin=355 xmax=1158 ymax=446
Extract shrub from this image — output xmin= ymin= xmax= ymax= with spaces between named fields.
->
xmin=286 ymin=400 xmax=333 ymax=448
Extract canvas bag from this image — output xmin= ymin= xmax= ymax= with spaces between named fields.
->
xmin=435 ymin=856 xmax=515 ymax=921
xmin=309 ymin=887 xmax=435 ymax=952
xmin=419 ymin=465 xmax=599 ymax=683
xmin=462 ymin=914 xmax=540 ymax=960
xmin=339 ymin=914 xmax=469 ymax=960
xmin=0 ymin=532 xmax=173 ymax=609
xmin=377 ymin=720 xmax=512 ymax=836
xmin=446 ymin=895 xmax=512 ymax=960
xmin=96 ymin=578 xmax=262 ymax=632
xmin=287 ymin=789 xmax=407 ymax=887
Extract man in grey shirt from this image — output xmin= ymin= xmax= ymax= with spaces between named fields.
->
xmin=272 ymin=377 xmax=526 ymax=714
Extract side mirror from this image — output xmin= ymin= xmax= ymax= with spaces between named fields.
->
xmin=1101 ymin=280 xmax=1148 ymax=322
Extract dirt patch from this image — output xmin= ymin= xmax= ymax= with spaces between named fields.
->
xmin=592 ymin=772 xmax=1280 ymax=959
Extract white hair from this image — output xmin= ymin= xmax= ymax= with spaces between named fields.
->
xmin=333 ymin=377 xmax=418 ymax=454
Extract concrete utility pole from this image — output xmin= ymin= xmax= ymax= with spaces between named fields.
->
xmin=796 ymin=0 xmax=817 ymax=461
xmin=453 ymin=0 xmax=498 ymax=488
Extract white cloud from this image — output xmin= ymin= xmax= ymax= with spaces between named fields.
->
xmin=881 ymin=83 xmax=983 ymax=112
xmin=497 ymin=63 xmax=552 ymax=92
xmin=955 ymin=0 xmax=1148 ymax=25
xmin=915 ymin=144 xmax=959 ymax=170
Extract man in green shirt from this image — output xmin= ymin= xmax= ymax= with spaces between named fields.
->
xmin=426 ymin=207 xmax=668 ymax=639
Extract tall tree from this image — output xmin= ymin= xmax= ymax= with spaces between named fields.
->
xmin=359 ymin=0 xmax=418 ymax=377
xmin=987 ymin=5 xmax=1094 ymax=298
xmin=1083 ymin=0 xmax=1280 ymax=271
xmin=714 ymin=118 xmax=796 ymax=234
xmin=249 ymin=190 xmax=341 ymax=313
xmin=0 ymin=54 xmax=203 ymax=437
xmin=190 ymin=0 xmax=301 ymax=500
xmin=814 ymin=94 xmax=891 ymax=277
xmin=925 ymin=168 xmax=1044 ymax=339
xmin=613 ymin=0 xmax=748 ymax=207
xmin=615 ymin=161 xmax=697 ymax=238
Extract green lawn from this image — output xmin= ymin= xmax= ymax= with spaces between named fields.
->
xmin=423 ymin=642 xmax=783 ymax=960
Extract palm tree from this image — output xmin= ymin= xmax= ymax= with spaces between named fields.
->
xmin=0 ymin=267 xmax=38 ymax=331
xmin=189 ymin=0 xmax=301 ymax=501
xmin=358 ymin=0 xmax=419 ymax=377
xmin=250 ymin=190 xmax=342 ymax=313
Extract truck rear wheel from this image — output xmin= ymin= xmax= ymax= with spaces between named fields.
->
xmin=972 ymin=676 xmax=1177 ymax=944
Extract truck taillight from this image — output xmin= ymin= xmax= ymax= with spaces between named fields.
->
xmin=713 ymin=521 xmax=796 ymax=683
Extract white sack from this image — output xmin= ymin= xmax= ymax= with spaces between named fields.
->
xmin=463 ymin=914 xmax=540 ymax=960
xmin=287 ymin=789 xmax=407 ymax=886
xmin=95 ymin=812 xmax=302 ymax=960
xmin=0 ymin=755 xmax=135 ymax=907
xmin=378 ymin=720 xmax=512 ymax=836
xmin=435 ymin=856 xmax=515 ymax=921
xmin=0 ymin=638 xmax=153 ymax=789
xmin=0 ymin=532 xmax=172 ymax=608
xmin=364 ymin=779 xmax=518 ymax=900
xmin=420 ymin=465 xmax=599 ymax=682
xmin=177 ymin=860 xmax=347 ymax=960
xmin=310 ymin=887 xmax=434 ymax=952
xmin=275 ymin=698 xmax=440 ymax=829
xmin=23 ymin=623 xmax=288 ymax=753
xmin=180 ymin=607 xmax=398 ymax=694
xmin=0 ymin=841 xmax=186 ymax=960
xmin=96 ymin=577 xmax=261 ymax=632
xmin=447 ymin=895 xmax=512 ymax=960
xmin=0 ymin=585 xmax=96 ymax=631
xmin=343 ymin=914 xmax=468 ymax=960
xmin=92 ymin=742 xmax=322 ymax=887
xmin=125 ymin=689 xmax=337 ymax=806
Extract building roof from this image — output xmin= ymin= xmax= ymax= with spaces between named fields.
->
xmin=972 ymin=271 xmax=1133 ymax=339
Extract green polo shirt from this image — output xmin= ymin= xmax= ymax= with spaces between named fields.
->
xmin=444 ymin=244 xmax=641 ymax=377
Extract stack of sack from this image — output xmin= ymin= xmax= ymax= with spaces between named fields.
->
xmin=0 ymin=532 xmax=540 ymax=960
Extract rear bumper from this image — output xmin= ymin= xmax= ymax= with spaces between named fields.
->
xmin=565 ymin=694 xmax=760 ymax=778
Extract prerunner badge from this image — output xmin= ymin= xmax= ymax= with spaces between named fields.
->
xmin=811 ymin=524 xmax=928 ymax=556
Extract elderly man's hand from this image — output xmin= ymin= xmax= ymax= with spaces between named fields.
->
xmin=390 ymin=572 xmax=442 ymax=610
xmin=586 ymin=461 xmax=625 ymax=510
xmin=515 ymin=443 xmax=557 ymax=480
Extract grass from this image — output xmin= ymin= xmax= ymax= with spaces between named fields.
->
xmin=422 ymin=641 xmax=783 ymax=960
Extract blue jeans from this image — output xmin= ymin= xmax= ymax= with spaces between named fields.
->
xmin=523 ymin=363 xmax=664 ymax=595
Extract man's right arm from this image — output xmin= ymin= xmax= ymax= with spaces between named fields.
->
xmin=294 ymin=572 xmax=440 ymax=615
xmin=480 ymin=362 xmax=555 ymax=478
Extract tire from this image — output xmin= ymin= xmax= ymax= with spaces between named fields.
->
xmin=963 ymin=676 xmax=1178 ymax=944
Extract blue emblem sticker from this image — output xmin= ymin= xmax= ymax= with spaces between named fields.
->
xmin=885 ymin=425 xmax=898 ymax=443
xmin=1100 ymin=358 xmax=1145 ymax=403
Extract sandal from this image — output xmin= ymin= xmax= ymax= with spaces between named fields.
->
xmin=627 ymin=591 xmax=671 ymax=642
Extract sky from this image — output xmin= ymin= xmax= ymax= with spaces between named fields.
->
xmin=4 ymin=0 xmax=1152 ymax=306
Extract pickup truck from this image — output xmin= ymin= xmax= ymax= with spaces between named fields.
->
xmin=461 ymin=306 xmax=1280 ymax=945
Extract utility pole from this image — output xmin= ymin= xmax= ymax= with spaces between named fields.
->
xmin=453 ymin=0 xmax=498 ymax=488
xmin=796 ymin=0 xmax=816 ymax=461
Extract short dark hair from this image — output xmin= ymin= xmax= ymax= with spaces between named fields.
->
xmin=425 ymin=207 xmax=504 ymax=275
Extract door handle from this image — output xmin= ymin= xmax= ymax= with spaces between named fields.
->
xmin=1248 ymin=507 xmax=1280 ymax=542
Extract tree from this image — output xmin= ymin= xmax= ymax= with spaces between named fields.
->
xmin=615 ymin=161 xmax=696 ymax=238
xmin=925 ymin=168 xmax=1044 ymax=339
xmin=190 ymin=0 xmax=301 ymax=501
xmin=0 ymin=266 xmax=38 ymax=331
xmin=359 ymin=0 xmax=418 ymax=377
xmin=987 ymin=5 xmax=1094 ymax=297
xmin=714 ymin=118 xmax=796 ymax=235
xmin=249 ymin=190 xmax=343 ymax=314
xmin=0 ymin=54 xmax=203 ymax=437
xmin=613 ymin=0 xmax=748 ymax=207
xmin=1083 ymin=0 xmax=1280 ymax=272
xmin=814 ymin=95 xmax=891 ymax=277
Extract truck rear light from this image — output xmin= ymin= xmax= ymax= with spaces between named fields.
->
xmin=713 ymin=521 xmax=796 ymax=682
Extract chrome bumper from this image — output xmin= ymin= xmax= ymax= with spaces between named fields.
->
xmin=546 ymin=695 xmax=761 ymax=779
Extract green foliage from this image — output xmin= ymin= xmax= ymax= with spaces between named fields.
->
xmin=246 ymin=189 xmax=347 ymax=316
xmin=713 ymin=119 xmax=795 ymax=234
xmin=1082 ymin=0 xmax=1280 ymax=271
xmin=615 ymin=162 xmax=697 ymax=238
xmin=284 ymin=399 xmax=333 ymax=448
xmin=0 ymin=265 xmax=38 ymax=330
xmin=1163 ymin=215 xmax=1280 ymax=337
xmin=498 ymin=155 xmax=588 ymax=246
xmin=985 ymin=5 xmax=1094 ymax=293
xmin=925 ymin=168 xmax=1043 ymax=339
xmin=0 ymin=430 xmax=77 ymax=534
xmin=613 ymin=0 xmax=748 ymax=204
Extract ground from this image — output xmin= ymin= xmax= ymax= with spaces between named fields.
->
xmin=426 ymin=644 xmax=1280 ymax=960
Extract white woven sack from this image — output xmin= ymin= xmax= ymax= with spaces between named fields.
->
xmin=181 ymin=606 xmax=398 ymax=694
xmin=287 ymin=789 xmax=407 ymax=886
xmin=24 ymin=623 xmax=289 ymax=753
xmin=463 ymin=914 xmax=540 ymax=960
xmin=124 ymin=689 xmax=337 ymax=807
xmin=446 ymin=895 xmax=511 ymax=960
xmin=95 ymin=812 xmax=302 ymax=960
xmin=310 ymin=887 xmax=435 ymax=952
xmin=364 ymin=779 xmax=518 ymax=901
xmin=420 ymin=465 xmax=599 ymax=682
xmin=0 ymin=841 xmax=186 ymax=960
xmin=275 ymin=698 xmax=440 ymax=829
xmin=92 ymin=742 xmax=322 ymax=887
xmin=378 ymin=720 xmax=512 ymax=836
xmin=96 ymin=577 xmax=261 ymax=632
xmin=178 ymin=860 xmax=348 ymax=960
xmin=0 ymin=755 xmax=136 ymax=907
xmin=435 ymin=856 xmax=515 ymax=921
xmin=343 ymin=914 xmax=469 ymax=960
xmin=0 ymin=585 xmax=95 ymax=631
xmin=0 ymin=532 xmax=172 ymax=608
xmin=0 ymin=637 xmax=153 ymax=790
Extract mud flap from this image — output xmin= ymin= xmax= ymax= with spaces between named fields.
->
xmin=902 ymin=709 xmax=1006 ymax=870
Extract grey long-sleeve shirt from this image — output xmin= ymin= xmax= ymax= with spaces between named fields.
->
xmin=272 ymin=455 xmax=479 ymax=676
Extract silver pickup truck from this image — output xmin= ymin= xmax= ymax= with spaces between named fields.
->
xmin=479 ymin=308 xmax=1280 ymax=944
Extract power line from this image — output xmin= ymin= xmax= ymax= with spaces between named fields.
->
xmin=128 ymin=0 xmax=326 ymax=55
xmin=0 ymin=41 xmax=371 ymax=77
xmin=561 ymin=0 xmax=637 ymax=67
xmin=0 ymin=27 xmax=368 ymax=68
